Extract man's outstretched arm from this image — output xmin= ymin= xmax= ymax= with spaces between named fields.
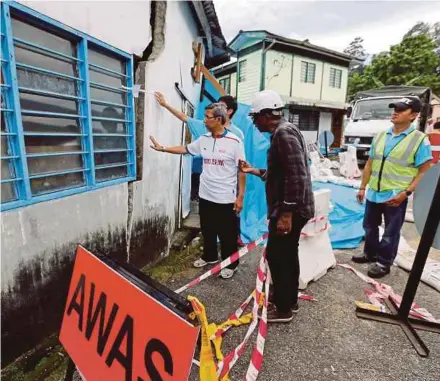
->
xmin=155 ymin=92 xmax=188 ymax=122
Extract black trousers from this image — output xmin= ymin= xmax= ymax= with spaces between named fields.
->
xmin=266 ymin=213 xmax=309 ymax=313
xmin=191 ymin=173 xmax=201 ymax=201
xmin=199 ymin=198 xmax=239 ymax=270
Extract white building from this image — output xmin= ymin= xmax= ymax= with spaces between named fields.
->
xmin=214 ymin=30 xmax=352 ymax=145
xmin=0 ymin=0 xmax=228 ymax=364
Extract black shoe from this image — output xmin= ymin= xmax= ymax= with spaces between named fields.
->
xmin=267 ymin=307 xmax=294 ymax=323
xmin=352 ymin=253 xmax=376 ymax=264
xmin=367 ymin=263 xmax=390 ymax=278
xmin=292 ymin=303 xmax=299 ymax=313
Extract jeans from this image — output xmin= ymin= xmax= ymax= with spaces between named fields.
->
xmin=199 ymin=198 xmax=239 ymax=270
xmin=266 ymin=213 xmax=309 ymax=314
xmin=363 ymin=199 xmax=408 ymax=267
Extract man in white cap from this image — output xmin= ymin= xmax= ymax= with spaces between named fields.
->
xmin=240 ymin=90 xmax=314 ymax=323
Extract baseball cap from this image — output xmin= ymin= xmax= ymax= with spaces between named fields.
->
xmin=389 ymin=96 xmax=422 ymax=112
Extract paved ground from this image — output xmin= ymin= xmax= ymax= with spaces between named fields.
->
xmin=167 ymin=221 xmax=440 ymax=381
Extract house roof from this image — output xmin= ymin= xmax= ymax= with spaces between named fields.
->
xmin=228 ymin=30 xmax=353 ymax=63
xmin=188 ymin=1 xmax=229 ymax=68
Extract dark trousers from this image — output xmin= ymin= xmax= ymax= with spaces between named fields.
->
xmin=266 ymin=214 xmax=309 ymax=314
xmin=363 ymin=199 xmax=408 ymax=267
xmin=191 ymin=173 xmax=201 ymax=201
xmin=199 ymin=198 xmax=239 ymax=269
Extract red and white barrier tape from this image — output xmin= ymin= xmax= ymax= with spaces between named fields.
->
xmin=339 ymin=263 xmax=440 ymax=323
xmin=211 ymin=291 xmax=255 ymax=340
xmin=245 ymin=267 xmax=271 ymax=380
xmin=217 ymin=253 xmax=268 ymax=379
xmin=175 ymin=234 xmax=269 ymax=294
xmin=176 ymin=215 xmax=330 ymax=294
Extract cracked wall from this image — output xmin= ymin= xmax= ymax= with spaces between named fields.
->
xmin=1 ymin=0 xmax=203 ymax=366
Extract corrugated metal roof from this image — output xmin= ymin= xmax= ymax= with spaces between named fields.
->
xmin=229 ymin=30 xmax=353 ymax=63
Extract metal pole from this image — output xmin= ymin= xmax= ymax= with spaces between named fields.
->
xmin=399 ymin=175 xmax=440 ymax=317
xmin=324 ymin=131 xmax=328 ymax=158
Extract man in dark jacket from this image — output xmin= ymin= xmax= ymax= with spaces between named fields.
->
xmin=240 ymin=90 xmax=315 ymax=323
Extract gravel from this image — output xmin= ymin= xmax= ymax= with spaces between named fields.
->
xmin=167 ymin=222 xmax=440 ymax=381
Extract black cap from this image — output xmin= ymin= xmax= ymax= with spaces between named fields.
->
xmin=389 ymin=96 xmax=422 ymax=112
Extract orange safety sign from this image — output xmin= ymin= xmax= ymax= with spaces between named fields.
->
xmin=59 ymin=246 xmax=200 ymax=381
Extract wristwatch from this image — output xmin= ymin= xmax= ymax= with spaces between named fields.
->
xmin=405 ymin=190 xmax=413 ymax=197
xmin=161 ymin=146 xmax=166 ymax=152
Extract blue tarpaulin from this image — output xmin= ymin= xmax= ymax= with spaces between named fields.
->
xmin=313 ymin=182 xmax=366 ymax=249
xmin=192 ymin=78 xmax=365 ymax=248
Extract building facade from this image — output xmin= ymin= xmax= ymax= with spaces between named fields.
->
xmin=0 ymin=0 xmax=227 ymax=364
xmin=214 ymin=30 xmax=352 ymax=146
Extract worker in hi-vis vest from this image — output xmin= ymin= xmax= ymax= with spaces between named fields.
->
xmin=353 ymin=97 xmax=432 ymax=278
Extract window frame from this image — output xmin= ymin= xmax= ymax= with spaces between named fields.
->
xmin=329 ymin=67 xmax=342 ymax=89
xmin=219 ymin=76 xmax=231 ymax=94
xmin=300 ymin=61 xmax=316 ymax=84
xmin=1 ymin=1 xmax=136 ymax=211
xmin=238 ymin=60 xmax=246 ymax=83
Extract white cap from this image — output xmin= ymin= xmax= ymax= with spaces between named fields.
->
xmin=249 ymin=90 xmax=284 ymax=114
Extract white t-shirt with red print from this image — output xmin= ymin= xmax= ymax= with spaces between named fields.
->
xmin=186 ymin=130 xmax=245 ymax=204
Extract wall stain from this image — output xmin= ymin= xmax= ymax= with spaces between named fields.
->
xmin=1 ymin=214 xmax=170 ymax=367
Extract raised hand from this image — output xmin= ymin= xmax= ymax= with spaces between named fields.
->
xmin=155 ymin=92 xmax=167 ymax=107
xmin=149 ymin=135 xmax=164 ymax=152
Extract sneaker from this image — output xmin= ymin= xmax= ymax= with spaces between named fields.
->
xmin=352 ymin=253 xmax=376 ymax=264
xmin=267 ymin=307 xmax=294 ymax=323
xmin=193 ymin=258 xmax=219 ymax=268
xmin=367 ymin=262 xmax=390 ymax=279
xmin=292 ymin=303 xmax=299 ymax=313
xmin=219 ymin=268 xmax=237 ymax=279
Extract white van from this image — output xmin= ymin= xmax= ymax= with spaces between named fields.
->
xmin=343 ymin=86 xmax=431 ymax=159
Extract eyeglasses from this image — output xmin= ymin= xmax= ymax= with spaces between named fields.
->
xmin=204 ymin=115 xmax=216 ymax=120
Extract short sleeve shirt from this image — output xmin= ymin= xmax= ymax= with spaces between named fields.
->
xmin=186 ymin=130 xmax=245 ymax=204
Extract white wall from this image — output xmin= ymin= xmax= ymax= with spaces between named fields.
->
xmin=133 ymin=0 xmax=202 ymax=233
xmin=291 ymin=54 xmax=324 ymax=101
xmin=264 ymin=50 xmax=293 ymax=97
xmin=321 ymin=63 xmax=348 ymax=104
xmin=18 ymin=0 xmax=151 ymax=55
xmin=230 ymin=72 xmax=237 ymax=97
xmin=319 ymin=112 xmax=332 ymax=133
xmin=237 ymin=50 xmax=262 ymax=104
xmin=2 ymin=0 xmax=206 ymax=359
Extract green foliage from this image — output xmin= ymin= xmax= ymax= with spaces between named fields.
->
xmin=347 ymin=34 xmax=440 ymax=99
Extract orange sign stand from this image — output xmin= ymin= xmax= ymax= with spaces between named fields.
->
xmin=60 ymin=246 xmax=200 ymax=381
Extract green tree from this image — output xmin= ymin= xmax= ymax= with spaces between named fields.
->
xmin=343 ymin=37 xmax=367 ymax=60
xmin=347 ymin=34 xmax=440 ymax=99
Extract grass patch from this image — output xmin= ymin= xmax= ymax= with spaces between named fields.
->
xmin=2 ymin=334 xmax=69 ymax=381
xmin=143 ymin=237 xmax=202 ymax=283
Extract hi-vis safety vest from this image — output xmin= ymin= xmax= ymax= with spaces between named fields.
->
xmin=369 ymin=129 xmax=427 ymax=192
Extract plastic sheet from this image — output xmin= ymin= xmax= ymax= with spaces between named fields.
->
xmin=313 ymin=182 xmax=366 ymax=249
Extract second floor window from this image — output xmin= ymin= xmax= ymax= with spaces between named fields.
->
xmin=329 ymin=68 xmax=342 ymax=88
xmin=300 ymin=61 xmax=316 ymax=84
xmin=238 ymin=60 xmax=246 ymax=83
xmin=219 ymin=77 xmax=231 ymax=93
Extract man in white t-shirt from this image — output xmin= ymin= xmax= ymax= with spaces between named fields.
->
xmin=150 ymin=103 xmax=246 ymax=279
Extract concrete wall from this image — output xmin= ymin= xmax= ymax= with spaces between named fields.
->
xmin=321 ymin=63 xmax=348 ymax=104
xmin=291 ymin=54 xmax=324 ymax=101
xmin=18 ymin=0 xmax=151 ymax=55
xmin=1 ymin=0 xmax=203 ymax=365
xmin=264 ymin=50 xmax=293 ymax=97
xmin=237 ymin=50 xmax=262 ymax=104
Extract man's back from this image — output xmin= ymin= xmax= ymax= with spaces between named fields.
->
xmin=266 ymin=120 xmax=314 ymax=220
